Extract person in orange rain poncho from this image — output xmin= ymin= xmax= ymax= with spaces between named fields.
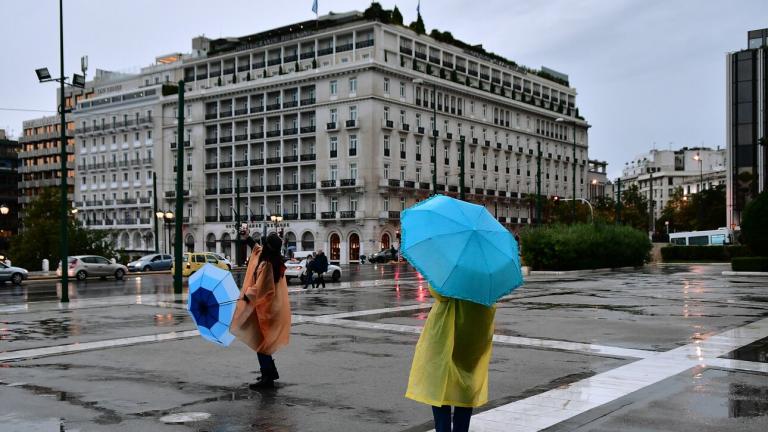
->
xmin=405 ymin=286 xmax=496 ymax=432
xmin=231 ymin=231 xmax=291 ymax=389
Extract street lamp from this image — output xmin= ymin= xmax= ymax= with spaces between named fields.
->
xmin=156 ymin=211 xmax=174 ymax=254
xmin=0 ymin=205 xmax=8 ymax=215
xmin=35 ymin=0 xmax=88 ymax=303
xmin=413 ymin=78 xmax=438 ymax=196
xmin=665 ymin=220 xmax=670 ymax=236
xmin=693 ymin=154 xmax=703 ymax=194
xmin=555 ymin=117 xmax=578 ymax=223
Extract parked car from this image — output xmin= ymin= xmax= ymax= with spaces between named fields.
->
xmin=57 ymin=256 xmax=128 ymax=281
xmin=368 ymin=248 xmax=400 ymax=263
xmin=0 ymin=262 xmax=29 ymax=285
xmin=212 ymin=253 xmax=233 ymax=270
xmin=284 ymin=252 xmax=342 ymax=284
xmin=127 ymin=254 xmax=173 ymax=272
xmin=172 ymin=252 xmax=230 ymax=277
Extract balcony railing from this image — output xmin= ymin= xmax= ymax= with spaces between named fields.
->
xmin=234 ymin=134 xmax=248 ymax=142
xmin=266 ymin=130 xmax=281 ymax=138
xmin=235 ymin=108 xmax=248 ymax=116
xmin=250 ymin=185 xmax=264 ymax=192
xmin=345 ymin=119 xmax=358 ymax=128
xmin=250 ymin=131 xmax=264 ymax=139
xmin=340 ymin=178 xmax=356 ymax=187
xmin=283 ymin=100 xmax=298 ymax=109
xmin=205 ymin=112 xmax=218 ymax=120
xmin=266 ymin=185 xmax=281 ymax=192
xmin=320 ymin=180 xmax=336 ymax=188
xmin=205 ymin=137 xmax=218 ymax=145
xmin=356 ymin=39 xmax=374 ymax=48
xmin=326 ymin=122 xmax=337 ymax=131
xmin=220 ymin=161 xmax=233 ymax=168
xmin=300 ymin=98 xmax=316 ymax=106
xmin=283 ymin=127 xmax=298 ymax=136
xmin=220 ymin=187 xmax=233 ymax=194
xmin=250 ymin=158 xmax=264 ymax=165
xmin=300 ymin=51 xmax=315 ymax=59
xmin=382 ymin=119 xmax=394 ymax=129
xmin=336 ymin=43 xmax=353 ymax=52
xmin=388 ymin=211 xmax=400 ymax=220
xmin=300 ymin=182 xmax=316 ymax=190
xmin=284 ymin=213 xmax=299 ymax=220
xmin=300 ymin=212 xmax=316 ymax=220
xmin=340 ymin=211 xmax=356 ymax=219
xmin=321 ymin=211 xmax=336 ymax=220
xmin=318 ymin=47 xmax=334 ymax=56
xmin=220 ymin=136 xmax=233 ymax=143
xmin=283 ymin=155 xmax=299 ymax=163
xmin=266 ymin=156 xmax=281 ymax=164
xmin=300 ymin=153 xmax=316 ymax=161
xmin=300 ymin=125 xmax=316 ymax=134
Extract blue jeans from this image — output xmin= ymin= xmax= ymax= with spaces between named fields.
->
xmin=432 ymin=405 xmax=472 ymax=432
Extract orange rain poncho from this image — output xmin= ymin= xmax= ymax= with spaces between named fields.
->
xmin=230 ymin=246 xmax=291 ymax=355
xmin=406 ymin=287 xmax=496 ymax=408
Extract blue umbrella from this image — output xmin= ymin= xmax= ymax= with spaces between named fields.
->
xmin=187 ymin=263 xmax=240 ymax=346
xmin=401 ymin=195 xmax=524 ymax=307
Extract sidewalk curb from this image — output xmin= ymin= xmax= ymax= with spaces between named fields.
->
xmin=528 ymin=266 xmax=643 ymax=277
xmin=26 ymin=267 xmax=249 ymax=282
xmin=722 ymin=271 xmax=768 ymax=277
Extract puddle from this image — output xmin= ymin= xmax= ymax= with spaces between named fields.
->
xmin=728 ymin=382 xmax=768 ymax=417
xmin=723 ymin=336 xmax=768 ymax=363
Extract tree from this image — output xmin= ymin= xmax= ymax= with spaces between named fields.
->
xmin=656 ymin=185 xmax=726 ymax=233
xmin=392 ymin=6 xmax=404 ymax=25
xmin=409 ymin=13 xmax=426 ymax=35
xmin=9 ymin=188 xmax=115 ymax=270
xmin=741 ymin=190 xmax=768 ymax=255
xmin=620 ymin=184 xmax=649 ymax=231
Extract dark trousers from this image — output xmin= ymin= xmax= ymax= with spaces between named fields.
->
xmin=303 ymin=270 xmax=313 ymax=289
xmin=432 ymin=405 xmax=472 ymax=432
xmin=257 ymin=352 xmax=279 ymax=380
xmin=313 ymin=273 xmax=325 ymax=288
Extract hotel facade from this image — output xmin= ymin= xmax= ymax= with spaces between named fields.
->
xmin=73 ymin=10 xmax=590 ymax=264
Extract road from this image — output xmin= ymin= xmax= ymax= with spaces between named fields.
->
xmin=2 ymin=264 xmax=768 ymax=431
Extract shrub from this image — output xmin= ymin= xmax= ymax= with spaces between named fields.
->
xmin=661 ymin=245 xmax=751 ymax=262
xmin=741 ymin=191 xmax=768 ymax=255
xmin=732 ymin=257 xmax=768 ymax=272
xmin=520 ymin=224 xmax=651 ymax=271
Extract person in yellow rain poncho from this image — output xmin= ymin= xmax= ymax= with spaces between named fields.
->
xmin=406 ymin=286 xmax=496 ymax=432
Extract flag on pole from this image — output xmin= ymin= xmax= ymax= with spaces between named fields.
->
xmin=312 ymin=0 xmax=318 ymax=15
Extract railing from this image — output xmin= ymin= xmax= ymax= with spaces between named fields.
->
xmin=300 ymin=98 xmax=316 ymax=106
xmin=283 ymin=155 xmax=299 ymax=163
xmin=300 ymin=125 xmax=316 ymax=134
xmin=251 ymin=106 xmax=265 ymax=114
xmin=382 ymin=120 xmax=394 ymax=129
xmin=300 ymin=153 xmax=316 ymax=161
xmin=283 ymin=100 xmax=298 ymax=109
xmin=336 ymin=43 xmax=353 ymax=52
xmin=320 ymin=180 xmax=336 ymax=188
xmin=356 ymin=39 xmax=374 ymax=48
xmin=300 ymin=212 xmax=316 ymax=220
xmin=250 ymin=131 xmax=264 ymax=139
xmin=250 ymin=185 xmax=264 ymax=192
xmin=266 ymin=185 xmax=281 ymax=192
xmin=317 ymin=47 xmax=334 ymax=56
xmin=400 ymin=123 xmax=410 ymax=131
xmin=283 ymin=128 xmax=298 ymax=136
xmin=220 ymin=110 xmax=233 ymax=118
xmin=340 ymin=178 xmax=356 ymax=187
xmin=220 ymin=136 xmax=233 ymax=143
xmin=283 ymin=54 xmax=298 ymax=63
xmin=250 ymin=158 xmax=264 ymax=165
xmin=345 ymin=119 xmax=358 ymax=128
xmin=340 ymin=211 xmax=356 ymax=219
xmin=300 ymin=51 xmax=315 ymax=59
xmin=300 ymin=182 xmax=316 ymax=189
xmin=388 ymin=211 xmax=400 ymax=219
xmin=266 ymin=103 xmax=281 ymax=111
xmin=419 ymin=182 xmax=431 ymax=190
xmin=234 ymin=134 xmax=248 ymax=142
xmin=283 ymin=183 xmax=298 ymax=191
xmin=388 ymin=179 xmax=401 ymax=187
xmin=205 ymin=112 xmax=218 ymax=120
xmin=205 ymin=137 xmax=218 ymax=145
xmin=235 ymin=160 xmax=248 ymax=167
xmin=220 ymin=187 xmax=233 ymax=194
xmin=266 ymin=130 xmax=281 ymax=138
xmin=321 ymin=211 xmax=336 ymax=220
xmin=266 ymin=156 xmax=281 ymax=164
xmin=326 ymin=122 xmax=337 ymax=130
xmin=205 ymin=216 xmax=218 ymax=222
xmin=283 ymin=213 xmax=298 ymax=220
xmin=399 ymin=46 xmax=413 ymax=55
xmin=403 ymin=180 xmax=415 ymax=188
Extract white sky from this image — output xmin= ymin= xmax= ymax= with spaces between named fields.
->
xmin=1 ymin=0 xmax=766 ymax=178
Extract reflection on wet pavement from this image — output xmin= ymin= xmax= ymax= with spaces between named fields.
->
xmin=724 ymin=337 xmax=768 ymax=363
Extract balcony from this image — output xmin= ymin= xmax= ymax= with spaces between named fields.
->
xmin=250 ymin=185 xmax=264 ymax=192
xmin=403 ymin=180 xmax=415 ymax=189
xmin=283 ymin=213 xmax=299 ymax=221
xmin=429 ymin=56 xmax=440 ymax=64
xmin=250 ymin=158 xmax=264 ymax=165
xmin=400 ymin=123 xmax=410 ymax=132
xmin=220 ymin=136 xmax=233 ymax=143
xmin=283 ymin=100 xmax=298 ymax=109
xmin=235 ymin=160 xmax=248 ymax=167
xmin=388 ymin=211 xmax=400 ymax=220
xmin=205 ymin=112 xmax=218 ymax=120
xmin=205 ymin=216 xmax=218 ymax=222
xmin=399 ymin=46 xmax=412 ymax=55
xmin=267 ymin=58 xmax=281 ymax=66
xmin=234 ymin=134 xmax=248 ymax=142
xmin=283 ymin=54 xmax=298 ymax=63
xmin=235 ymin=108 xmax=248 ymax=116
xmin=300 ymin=182 xmax=316 ymax=190
xmin=475 ymin=188 xmax=484 ymax=195
xmin=237 ymin=64 xmax=250 ymax=72
xmin=266 ymin=130 xmax=281 ymax=138
xmin=326 ymin=122 xmax=338 ymax=131
xmin=283 ymin=155 xmax=299 ymax=163
xmin=250 ymin=131 xmax=264 ymax=139
xmin=250 ymin=214 xmax=265 ymax=222
xmin=266 ymin=156 xmax=281 ymax=164
xmin=300 ymin=125 xmax=316 ymax=134
xmin=419 ymin=182 xmax=431 ymax=190
xmin=321 ymin=180 xmax=337 ymax=188
xmin=266 ymin=103 xmax=281 ymax=111
xmin=220 ymin=110 xmax=233 ymax=118
xmin=283 ymin=183 xmax=298 ymax=191
xmin=339 ymin=211 xmax=356 ymax=219
xmin=220 ymin=215 xmax=233 ymax=222
xmin=283 ymin=127 xmax=298 ymax=136
xmin=345 ymin=119 xmax=359 ymax=129
xmin=336 ymin=43 xmax=353 ymax=52
xmin=218 ymin=161 xmax=232 ymax=169
xmin=300 ymin=153 xmax=316 ymax=161
xmin=356 ymin=39 xmax=374 ymax=49
xmin=486 ymin=189 xmax=496 ymax=196
xmin=321 ymin=211 xmax=336 ymax=220
xmin=300 ymin=51 xmax=315 ymax=59
xmin=415 ymin=51 xmax=426 ymax=60
xmin=317 ymin=47 xmax=334 ymax=56
xmin=388 ymin=179 xmax=401 ymax=187
xmin=220 ymin=187 xmax=233 ymax=194
xmin=300 ymin=212 xmax=316 ymax=220
xmin=253 ymin=61 xmax=265 ymax=69
xmin=266 ymin=185 xmax=281 ymax=192
xmin=251 ymin=106 xmax=265 ymax=114
xmin=340 ymin=178 xmax=357 ymax=187
xmin=205 ymin=188 xmax=218 ymax=195
xmin=205 ymin=162 xmax=218 ymax=170
xmin=300 ymin=98 xmax=316 ymax=106
xmin=484 ymin=140 xmax=491 ymax=147
xmin=416 ymin=126 xmax=425 ymax=135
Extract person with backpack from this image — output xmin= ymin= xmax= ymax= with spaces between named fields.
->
xmin=312 ymin=250 xmax=328 ymax=289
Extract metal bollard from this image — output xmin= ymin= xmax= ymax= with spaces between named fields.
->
xmin=42 ymin=259 xmax=50 ymax=272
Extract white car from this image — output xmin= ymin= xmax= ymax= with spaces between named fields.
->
xmin=212 ymin=253 xmax=233 ymax=270
xmin=284 ymin=252 xmax=342 ymax=284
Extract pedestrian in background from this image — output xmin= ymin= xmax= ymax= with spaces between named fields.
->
xmin=231 ymin=231 xmax=291 ymax=389
xmin=405 ymin=286 xmax=496 ymax=432
xmin=312 ymin=250 xmax=328 ymax=289
xmin=303 ymin=252 xmax=316 ymax=290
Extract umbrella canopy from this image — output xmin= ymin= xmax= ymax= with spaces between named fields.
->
xmin=187 ymin=263 xmax=240 ymax=346
xmin=401 ymin=194 xmax=523 ymax=307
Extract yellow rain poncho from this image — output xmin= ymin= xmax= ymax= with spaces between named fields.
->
xmin=406 ymin=287 xmax=497 ymax=408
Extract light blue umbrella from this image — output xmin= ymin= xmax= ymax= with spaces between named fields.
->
xmin=187 ymin=263 xmax=239 ymax=346
xmin=401 ymin=195 xmax=523 ymax=307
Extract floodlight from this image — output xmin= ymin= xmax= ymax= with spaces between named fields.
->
xmin=72 ymin=74 xmax=86 ymax=88
xmin=36 ymin=68 xmax=52 ymax=82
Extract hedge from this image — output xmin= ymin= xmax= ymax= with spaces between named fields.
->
xmin=732 ymin=257 xmax=768 ymax=272
xmin=519 ymin=224 xmax=651 ymax=271
xmin=660 ymin=245 xmax=751 ymax=262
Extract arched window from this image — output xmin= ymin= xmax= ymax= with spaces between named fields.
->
xmin=380 ymin=233 xmax=391 ymax=250
xmin=349 ymin=233 xmax=360 ymax=261
xmin=329 ymin=233 xmax=341 ymax=261
xmin=221 ymin=233 xmax=232 ymax=259
xmin=301 ymin=232 xmax=315 ymax=251
xmin=205 ymin=233 xmax=217 ymax=252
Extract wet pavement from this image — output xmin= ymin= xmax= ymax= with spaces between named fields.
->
xmin=1 ymin=263 xmax=768 ymax=431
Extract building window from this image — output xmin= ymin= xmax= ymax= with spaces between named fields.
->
xmin=400 ymin=165 xmax=405 ymax=181
xmin=330 ymin=108 xmax=337 ymax=123
xmin=400 ymin=81 xmax=406 ymax=98
xmin=383 ymin=135 xmax=390 ymax=156
xmin=330 ymin=80 xmax=338 ymax=96
xmin=330 ymin=164 xmax=338 ymax=181
xmin=349 ymin=77 xmax=357 ymax=94
xmin=349 ymin=106 xmax=357 ymax=121
xmin=349 ymin=135 xmax=358 ymax=156
xmin=384 ymin=163 xmax=390 ymax=179
xmin=416 ymin=167 xmax=421 ymax=181
xmin=415 ymin=113 xmax=422 ymax=127
xmin=350 ymin=196 xmax=358 ymax=212
xmin=383 ymin=77 xmax=390 ymax=94
xmin=384 ymin=106 xmax=390 ymax=121
xmin=329 ymin=137 xmax=338 ymax=158
xmin=331 ymin=197 xmax=338 ymax=212
xmin=350 ymin=163 xmax=358 ymax=179
xmin=384 ymin=197 xmax=389 ymax=212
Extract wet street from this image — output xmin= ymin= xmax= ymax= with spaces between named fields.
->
xmin=2 ymin=263 xmax=768 ymax=431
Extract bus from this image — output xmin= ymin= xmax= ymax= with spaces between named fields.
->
xmin=668 ymin=228 xmax=733 ymax=246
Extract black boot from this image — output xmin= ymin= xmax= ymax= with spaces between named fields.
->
xmin=249 ymin=367 xmax=279 ymax=390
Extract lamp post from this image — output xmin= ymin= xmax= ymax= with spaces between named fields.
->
xmin=156 ymin=211 xmax=174 ymax=254
xmin=693 ymin=153 xmax=703 ymax=228
xmin=0 ymin=205 xmax=8 ymax=215
xmin=35 ymin=0 xmax=87 ymax=303
xmin=555 ymin=117 xmax=578 ymax=223
xmin=413 ymin=78 xmax=438 ymax=196
xmin=665 ymin=220 xmax=670 ymax=237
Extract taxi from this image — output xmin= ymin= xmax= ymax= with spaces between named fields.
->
xmin=171 ymin=252 xmax=230 ymax=277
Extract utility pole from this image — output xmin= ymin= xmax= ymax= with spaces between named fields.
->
xmin=173 ymin=81 xmax=185 ymax=295
xmin=153 ymin=172 xmax=159 ymax=253
xmin=536 ymin=141 xmax=542 ymax=225
xmin=616 ymin=177 xmax=622 ymax=225
xmin=58 ymin=0 xmax=69 ymax=302
xmin=459 ymin=136 xmax=465 ymax=200
xmin=235 ymin=177 xmax=241 ymax=266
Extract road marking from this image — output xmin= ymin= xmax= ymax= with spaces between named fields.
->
xmin=468 ymin=316 xmax=768 ymax=431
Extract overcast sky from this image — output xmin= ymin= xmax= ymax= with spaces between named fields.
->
xmin=1 ymin=0 xmax=766 ymax=178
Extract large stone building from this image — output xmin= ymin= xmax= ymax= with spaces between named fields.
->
xmin=620 ymin=147 xmax=726 ymax=219
xmin=0 ymin=130 xmax=21 ymax=251
xmin=726 ymin=28 xmax=767 ymax=230
xmin=73 ymin=9 xmax=590 ymax=263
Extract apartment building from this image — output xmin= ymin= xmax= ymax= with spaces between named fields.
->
xmin=620 ymin=147 xmax=726 ymax=219
xmin=0 ymin=130 xmax=20 ymax=250
xmin=74 ymin=9 xmax=590 ymax=263
xmin=587 ymin=160 xmax=609 ymax=200
xmin=726 ymin=28 xmax=768 ymax=230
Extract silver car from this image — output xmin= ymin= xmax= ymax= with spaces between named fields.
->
xmin=127 ymin=254 xmax=173 ymax=272
xmin=0 ymin=262 xmax=29 ymax=285
xmin=57 ymin=255 xmax=128 ymax=281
